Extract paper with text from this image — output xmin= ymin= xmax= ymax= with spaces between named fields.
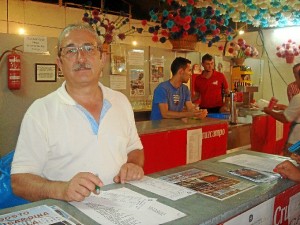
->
xmin=219 ymin=154 xmax=288 ymax=173
xmin=129 ymin=176 xmax=196 ymax=200
xmin=0 ymin=205 xmax=76 ymax=225
xmin=71 ymin=187 xmax=186 ymax=225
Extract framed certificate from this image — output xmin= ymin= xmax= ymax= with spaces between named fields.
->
xmin=35 ymin=63 xmax=57 ymax=82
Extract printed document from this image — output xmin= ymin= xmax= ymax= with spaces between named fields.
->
xmin=71 ymin=187 xmax=186 ymax=225
xmin=129 ymin=176 xmax=196 ymax=200
xmin=219 ymin=154 xmax=290 ymax=173
xmin=0 ymin=205 xmax=76 ymax=225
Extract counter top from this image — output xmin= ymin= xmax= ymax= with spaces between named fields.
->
xmin=1 ymin=150 xmax=296 ymax=225
xmin=136 ymin=117 xmax=229 ymax=135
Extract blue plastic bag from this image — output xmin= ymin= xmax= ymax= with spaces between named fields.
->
xmin=0 ymin=150 xmax=30 ymax=209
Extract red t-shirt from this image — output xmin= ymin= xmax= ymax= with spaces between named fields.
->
xmin=194 ymin=70 xmax=228 ymax=108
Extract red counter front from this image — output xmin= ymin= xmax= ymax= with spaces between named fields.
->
xmin=140 ymin=122 xmax=228 ymax=174
xmin=250 ymin=115 xmax=290 ymax=155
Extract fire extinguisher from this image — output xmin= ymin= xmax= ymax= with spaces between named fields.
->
xmin=0 ymin=45 xmax=23 ymax=90
xmin=7 ymin=51 xmax=21 ymax=90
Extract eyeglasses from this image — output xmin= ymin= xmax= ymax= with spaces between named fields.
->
xmin=59 ymin=44 xmax=100 ymax=58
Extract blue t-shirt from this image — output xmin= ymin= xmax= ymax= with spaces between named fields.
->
xmin=150 ymin=80 xmax=191 ymax=120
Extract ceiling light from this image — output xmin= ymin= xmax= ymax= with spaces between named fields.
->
xmin=18 ymin=28 xmax=26 ymax=35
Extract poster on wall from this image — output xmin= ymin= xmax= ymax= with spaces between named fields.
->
xmin=128 ymin=50 xmax=144 ymax=66
xmin=110 ymin=75 xmax=126 ymax=90
xmin=111 ymin=55 xmax=126 ymax=75
xmin=214 ymin=56 xmax=224 ymax=73
xmin=150 ymin=57 xmax=165 ymax=83
xmin=130 ymin=69 xmax=145 ymax=96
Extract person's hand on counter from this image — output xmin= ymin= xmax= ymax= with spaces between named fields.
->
xmin=291 ymin=153 xmax=300 ymax=164
xmin=219 ymin=104 xmax=230 ymax=113
xmin=192 ymin=108 xmax=208 ymax=119
xmin=273 ymin=160 xmax=300 ymax=182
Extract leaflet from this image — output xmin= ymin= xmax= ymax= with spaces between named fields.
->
xmin=228 ymin=167 xmax=280 ymax=183
xmin=0 ymin=205 xmax=76 ymax=225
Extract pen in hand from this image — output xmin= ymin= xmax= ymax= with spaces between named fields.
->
xmin=95 ymin=185 xmax=101 ymax=194
xmin=95 ymin=173 xmax=101 ymax=194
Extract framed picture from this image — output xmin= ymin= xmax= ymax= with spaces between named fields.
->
xmin=35 ymin=63 xmax=57 ymax=82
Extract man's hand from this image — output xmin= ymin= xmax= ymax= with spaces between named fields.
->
xmin=114 ymin=163 xmax=144 ymax=184
xmin=273 ymin=160 xmax=300 ymax=182
xmin=291 ymin=153 xmax=300 ymax=164
xmin=62 ymin=172 xmax=103 ymax=202
xmin=220 ymin=105 xmax=229 ymax=113
xmin=193 ymin=109 xmax=208 ymax=119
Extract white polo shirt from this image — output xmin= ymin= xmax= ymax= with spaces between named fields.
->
xmin=284 ymin=93 xmax=300 ymax=144
xmin=11 ymin=82 xmax=143 ymax=185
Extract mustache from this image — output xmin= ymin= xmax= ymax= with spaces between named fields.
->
xmin=72 ymin=63 xmax=92 ymax=71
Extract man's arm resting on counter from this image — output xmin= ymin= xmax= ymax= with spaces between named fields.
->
xmin=11 ymin=172 xmax=103 ymax=202
xmin=113 ymin=149 xmax=145 ymax=184
xmin=127 ymin=149 xmax=144 ymax=168
xmin=159 ymin=103 xmax=194 ymax=119
xmin=11 ymin=173 xmax=70 ymax=202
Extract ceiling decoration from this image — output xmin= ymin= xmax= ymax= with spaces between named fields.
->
xmin=175 ymin=0 xmax=300 ymax=27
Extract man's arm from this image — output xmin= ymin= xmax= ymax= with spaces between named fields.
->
xmin=11 ymin=172 xmax=103 ymax=202
xmin=263 ymin=107 xmax=289 ymax=123
xmin=114 ymin=149 xmax=145 ymax=184
xmin=220 ymin=88 xmax=230 ymax=112
xmin=159 ymin=103 xmax=194 ymax=118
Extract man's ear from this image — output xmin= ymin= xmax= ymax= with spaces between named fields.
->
xmin=178 ymin=67 xmax=184 ymax=75
xmin=56 ymin=57 xmax=62 ymax=71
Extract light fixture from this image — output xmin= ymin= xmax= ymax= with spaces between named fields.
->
xmin=132 ymin=41 xmax=137 ymax=46
xmin=18 ymin=28 xmax=26 ymax=35
xmin=238 ymin=30 xmax=245 ymax=35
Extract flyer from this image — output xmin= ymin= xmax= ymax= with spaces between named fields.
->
xmin=228 ymin=167 xmax=280 ymax=183
xmin=0 ymin=205 xmax=76 ymax=225
xmin=159 ymin=168 xmax=256 ymax=200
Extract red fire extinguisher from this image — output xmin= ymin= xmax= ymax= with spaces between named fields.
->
xmin=7 ymin=51 xmax=21 ymax=90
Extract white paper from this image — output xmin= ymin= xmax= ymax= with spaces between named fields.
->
xmin=128 ymin=50 xmax=144 ymax=66
xmin=275 ymin=120 xmax=284 ymax=141
xmin=110 ymin=75 xmax=126 ymax=90
xmin=49 ymin=205 xmax=83 ymax=225
xmin=0 ymin=205 xmax=76 ymax=225
xmin=187 ymin=128 xmax=202 ymax=163
xmin=219 ymin=154 xmax=288 ymax=173
xmin=288 ymin=191 xmax=300 ymax=223
xmin=71 ymin=187 xmax=186 ymax=225
xmin=223 ymin=197 xmax=275 ymax=225
xmin=24 ymin=35 xmax=48 ymax=53
xmin=95 ymin=189 xmax=156 ymax=211
xmin=129 ymin=176 xmax=196 ymax=200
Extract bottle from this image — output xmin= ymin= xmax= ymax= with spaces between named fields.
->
xmin=229 ymin=91 xmax=238 ymax=125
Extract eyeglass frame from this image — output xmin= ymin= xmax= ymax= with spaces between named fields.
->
xmin=58 ymin=43 xmax=103 ymax=58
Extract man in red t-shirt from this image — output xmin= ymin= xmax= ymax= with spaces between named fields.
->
xmin=193 ymin=54 xmax=230 ymax=113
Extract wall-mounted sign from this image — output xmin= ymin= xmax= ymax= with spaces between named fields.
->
xmin=24 ymin=36 xmax=48 ymax=54
xmin=35 ymin=63 xmax=57 ymax=82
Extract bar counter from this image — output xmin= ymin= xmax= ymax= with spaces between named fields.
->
xmin=0 ymin=150 xmax=297 ymax=225
xmin=136 ymin=117 xmax=229 ymax=174
xmin=135 ymin=117 xmax=228 ymax=135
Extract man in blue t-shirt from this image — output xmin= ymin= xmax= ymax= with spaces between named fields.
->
xmin=150 ymin=57 xmax=207 ymax=120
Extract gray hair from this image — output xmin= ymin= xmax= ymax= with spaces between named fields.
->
xmin=57 ymin=23 xmax=102 ymax=57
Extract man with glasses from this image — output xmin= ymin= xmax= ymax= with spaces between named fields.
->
xmin=11 ymin=24 xmax=144 ymax=202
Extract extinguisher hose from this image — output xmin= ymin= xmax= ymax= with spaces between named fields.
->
xmin=0 ymin=45 xmax=23 ymax=63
